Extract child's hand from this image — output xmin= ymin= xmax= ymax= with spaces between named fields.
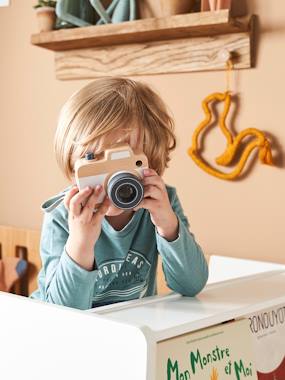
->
xmin=134 ymin=169 xmax=179 ymax=241
xmin=64 ymin=185 xmax=110 ymax=271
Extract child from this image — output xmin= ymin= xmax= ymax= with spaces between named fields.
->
xmin=30 ymin=77 xmax=208 ymax=310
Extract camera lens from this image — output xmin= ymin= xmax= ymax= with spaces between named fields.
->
xmin=107 ymin=172 xmax=144 ymax=210
xmin=117 ymin=184 xmax=136 ymax=203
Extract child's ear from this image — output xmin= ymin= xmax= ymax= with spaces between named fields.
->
xmin=71 ymin=173 xmax=76 ymax=183
xmin=70 ymin=171 xmax=76 ymax=185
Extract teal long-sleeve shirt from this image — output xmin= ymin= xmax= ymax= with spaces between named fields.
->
xmin=30 ymin=185 xmax=208 ymax=310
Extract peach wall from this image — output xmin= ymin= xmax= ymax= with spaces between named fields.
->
xmin=0 ymin=0 xmax=284 ymax=263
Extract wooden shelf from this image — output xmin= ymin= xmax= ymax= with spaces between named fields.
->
xmin=31 ymin=10 xmax=254 ymax=80
xmin=31 ymin=10 xmax=247 ymax=51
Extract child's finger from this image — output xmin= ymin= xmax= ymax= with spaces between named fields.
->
xmin=134 ymin=198 xmax=156 ymax=212
xmin=69 ymin=187 xmax=93 ymax=216
xmin=143 ymin=173 xmax=164 ymax=191
xmin=143 ymin=168 xmax=159 ymax=177
xmin=92 ymin=196 xmax=110 ymax=224
xmin=80 ymin=185 xmax=103 ymax=219
xmin=143 ymin=184 xmax=161 ymax=200
xmin=63 ymin=186 xmax=79 ymax=210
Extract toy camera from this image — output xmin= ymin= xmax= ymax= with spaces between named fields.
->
xmin=75 ymin=145 xmax=148 ymax=210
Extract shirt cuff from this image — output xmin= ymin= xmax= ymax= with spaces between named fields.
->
xmin=155 ymin=218 xmax=182 ymax=245
xmin=61 ymin=245 xmax=98 ymax=282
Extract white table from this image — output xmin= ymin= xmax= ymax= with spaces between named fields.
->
xmin=0 ymin=259 xmax=285 ymax=380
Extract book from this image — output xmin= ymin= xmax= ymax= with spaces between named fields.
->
xmin=245 ymin=304 xmax=285 ymax=380
xmin=156 ymin=319 xmax=257 ymax=380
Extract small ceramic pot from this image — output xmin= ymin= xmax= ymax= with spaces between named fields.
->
xmin=36 ymin=6 xmax=56 ymax=32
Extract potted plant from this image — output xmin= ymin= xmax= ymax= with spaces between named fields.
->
xmin=34 ymin=0 xmax=57 ymax=32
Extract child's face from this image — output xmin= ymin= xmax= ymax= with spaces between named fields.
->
xmin=86 ymin=126 xmax=143 ymax=217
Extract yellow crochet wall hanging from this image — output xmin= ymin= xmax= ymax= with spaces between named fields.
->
xmin=187 ymin=59 xmax=274 ymax=180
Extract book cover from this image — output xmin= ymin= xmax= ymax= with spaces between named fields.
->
xmin=156 ymin=319 xmax=257 ymax=380
xmin=245 ymin=304 xmax=285 ymax=380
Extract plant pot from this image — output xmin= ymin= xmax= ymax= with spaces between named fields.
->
xmin=35 ymin=6 xmax=56 ymax=32
xmin=138 ymin=0 xmax=196 ymax=19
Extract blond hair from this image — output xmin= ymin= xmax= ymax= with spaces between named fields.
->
xmin=54 ymin=77 xmax=176 ymax=181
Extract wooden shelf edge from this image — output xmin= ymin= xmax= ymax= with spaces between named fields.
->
xmin=54 ymin=31 xmax=252 ymax=80
xmin=31 ymin=10 xmax=249 ymax=52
